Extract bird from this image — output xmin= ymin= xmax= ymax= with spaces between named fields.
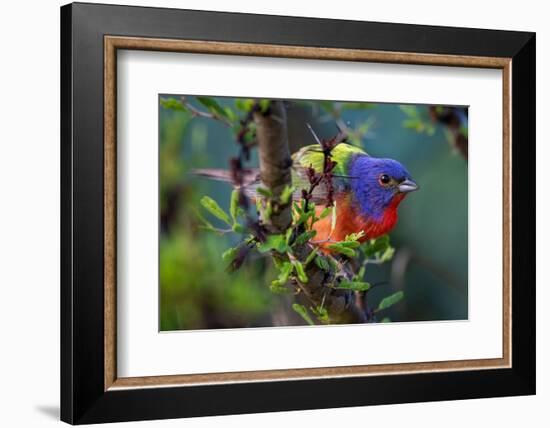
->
xmin=193 ymin=142 xmax=418 ymax=250
xmin=290 ymin=143 xmax=418 ymax=246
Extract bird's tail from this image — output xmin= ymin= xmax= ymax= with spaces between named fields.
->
xmin=192 ymin=167 xmax=309 ymax=203
xmin=191 ymin=168 xmax=262 ymax=201
xmin=191 ymin=168 xmax=235 ymax=184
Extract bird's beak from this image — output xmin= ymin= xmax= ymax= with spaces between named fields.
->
xmin=398 ymin=179 xmax=419 ymax=193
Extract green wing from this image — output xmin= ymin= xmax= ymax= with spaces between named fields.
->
xmin=233 ymin=143 xmax=366 ymax=204
xmin=291 ymin=143 xmax=366 ymax=202
xmin=292 ymin=143 xmax=366 ymax=175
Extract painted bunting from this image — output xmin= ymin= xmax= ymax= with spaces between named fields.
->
xmin=194 ymin=143 xmax=418 ymax=249
xmin=291 ymin=143 xmax=418 ymax=246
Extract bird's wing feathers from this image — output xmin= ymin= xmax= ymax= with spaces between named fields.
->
xmin=192 ymin=168 xmax=260 ymax=186
xmin=292 ymin=143 xmax=366 ymax=176
xmin=193 ymin=143 xmax=367 ymax=205
xmin=291 ymin=143 xmax=366 ymax=203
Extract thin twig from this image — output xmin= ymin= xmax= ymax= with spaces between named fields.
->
xmin=180 ymin=96 xmax=233 ymax=127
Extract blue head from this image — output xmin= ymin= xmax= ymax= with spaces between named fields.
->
xmin=349 ymin=155 xmax=418 ymax=221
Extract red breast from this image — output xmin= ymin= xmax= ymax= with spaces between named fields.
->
xmin=312 ymin=194 xmax=405 ymax=252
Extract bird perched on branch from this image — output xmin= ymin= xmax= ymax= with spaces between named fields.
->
xmin=291 ymin=143 xmax=418 ymax=247
xmin=194 ymin=139 xmax=418 ymax=250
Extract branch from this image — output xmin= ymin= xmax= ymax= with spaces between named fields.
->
xmin=180 ymin=96 xmax=233 ymax=127
xmin=254 ymin=102 xmax=366 ymax=324
xmin=254 ymin=101 xmax=293 ymax=233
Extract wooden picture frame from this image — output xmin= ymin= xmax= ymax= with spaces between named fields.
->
xmin=61 ymin=2 xmax=535 ymax=424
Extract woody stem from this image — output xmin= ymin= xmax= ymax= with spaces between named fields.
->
xmin=254 ymin=101 xmax=366 ymax=324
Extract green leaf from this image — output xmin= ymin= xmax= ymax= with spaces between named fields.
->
xmin=292 ymin=260 xmax=308 ymax=283
xmin=259 ymin=99 xmax=271 ymax=113
xmin=304 ymin=247 xmax=319 ymax=266
xmin=330 ymin=203 xmax=337 ymax=233
xmin=381 ymin=317 xmax=391 ymax=323
xmin=377 ymin=291 xmax=404 ymax=311
xmin=363 ymin=235 xmax=391 ymax=257
xmin=337 ymin=240 xmax=361 ymax=249
xmin=294 ymin=230 xmax=317 ymax=246
xmin=235 ymin=98 xmax=256 ymax=112
xmin=196 ymin=96 xmax=229 ymax=120
xmin=257 ymin=234 xmax=288 ymax=254
xmin=327 ymin=243 xmax=356 ymax=258
xmin=379 ymin=247 xmax=395 ymax=262
xmin=200 ymin=196 xmax=231 ymax=225
xmin=319 ymin=206 xmax=332 ymax=220
xmin=222 ymin=246 xmax=239 ymax=262
xmin=270 ymin=281 xmax=290 ymax=294
xmin=327 ymin=256 xmax=338 ymax=270
xmin=280 ymin=185 xmax=295 ymax=205
xmin=224 ymin=106 xmax=237 ymax=122
xmin=354 ymin=265 xmax=366 ymax=281
xmin=242 ymin=122 xmax=257 ymax=143
xmin=292 ymin=303 xmax=315 ymax=325
xmin=271 ymin=258 xmax=293 ymax=292
xmin=285 ymin=227 xmax=293 ymax=245
xmin=272 ymin=256 xmax=284 ymax=270
xmin=295 ymin=209 xmax=313 ymax=227
xmin=403 ymin=118 xmax=421 ymax=130
xmin=318 ymin=100 xmax=335 ymax=113
xmin=230 ymin=189 xmax=241 ymax=222
xmin=336 ymin=280 xmax=371 ymax=292
xmin=311 ymin=305 xmax=330 ymax=324
xmin=263 ymin=201 xmax=273 ymax=220
xmin=273 ymin=261 xmax=293 ymax=286
xmin=160 ymin=97 xmax=185 ymax=111
xmin=255 ymin=198 xmax=263 ymax=214
xmin=314 ymin=255 xmax=330 ymax=271
xmin=399 ymin=104 xmax=419 ymax=118
xmin=256 ymin=187 xmax=272 ymax=198
xmin=232 ymin=223 xmax=245 ymax=233
xmin=345 ymin=231 xmax=365 ymax=242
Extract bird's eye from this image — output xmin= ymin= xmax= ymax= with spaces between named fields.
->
xmin=378 ymin=174 xmax=391 ymax=185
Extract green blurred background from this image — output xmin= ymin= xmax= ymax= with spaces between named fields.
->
xmin=159 ymin=96 xmax=468 ymax=331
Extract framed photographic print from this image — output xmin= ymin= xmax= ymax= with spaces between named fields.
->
xmin=60 ymin=2 xmax=536 ymax=424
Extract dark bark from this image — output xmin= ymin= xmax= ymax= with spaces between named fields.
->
xmin=254 ymin=101 xmax=293 ymax=233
